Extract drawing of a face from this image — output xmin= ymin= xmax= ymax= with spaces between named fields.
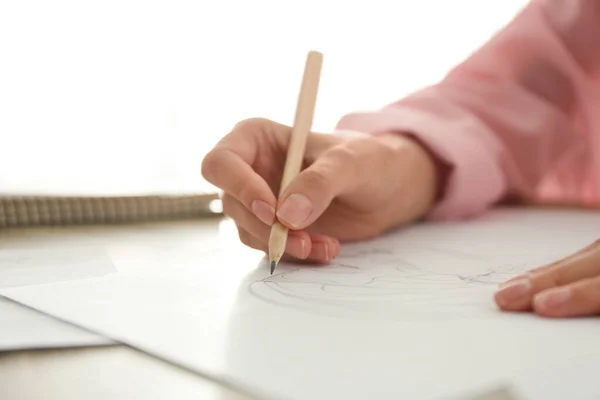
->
xmin=244 ymin=211 xmax=587 ymax=321
xmin=247 ymin=238 xmax=537 ymax=321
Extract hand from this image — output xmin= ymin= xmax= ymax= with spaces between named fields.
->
xmin=201 ymin=118 xmax=440 ymax=263
xmin=495 ymin=240 xmax=600 ymax=318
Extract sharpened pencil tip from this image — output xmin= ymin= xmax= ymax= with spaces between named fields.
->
xmin=270 ymin=260 xmax=277 ymax=275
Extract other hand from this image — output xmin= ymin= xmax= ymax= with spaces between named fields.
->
xmin=201 ymin=118 xmax=439 ymax=263
xmin=495 ymin=239 xmax=600 ymax=318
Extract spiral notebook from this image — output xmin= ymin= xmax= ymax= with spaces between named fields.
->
xmin=0 ymin=192 xmax=221 ymax=228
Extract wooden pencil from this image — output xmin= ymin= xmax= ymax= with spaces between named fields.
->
xmin=268 ymin=50 xmax=323 ymax=274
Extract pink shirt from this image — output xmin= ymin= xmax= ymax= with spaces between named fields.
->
xmin=335 ymin=0 xmax=600 ymax=220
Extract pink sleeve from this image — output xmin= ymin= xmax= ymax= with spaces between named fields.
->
xmin=335 ymin=0 xmax=600 ymax=220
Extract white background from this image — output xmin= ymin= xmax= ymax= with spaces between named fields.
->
xmin=0 ymin=1 xmax=527 ymax=196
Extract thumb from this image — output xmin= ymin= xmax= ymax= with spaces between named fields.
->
xmin=275 ymin=146 xmax=360 ymax=230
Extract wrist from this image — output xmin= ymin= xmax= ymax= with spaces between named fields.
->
xmin=401 ymin=132 xmax=451 ymax=204
xmin=375 ymin=131 xmax=449 ymax=219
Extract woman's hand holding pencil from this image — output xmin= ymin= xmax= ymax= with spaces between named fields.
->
xmin=201 ymin=117 xmax=440 ymax=264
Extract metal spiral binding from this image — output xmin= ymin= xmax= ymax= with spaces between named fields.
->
xmin=0 ymin=193 xmax=221 ymax=228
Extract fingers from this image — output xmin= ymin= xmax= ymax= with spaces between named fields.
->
xmin=276 ymin=144 xmax=361 ymax=230
xmin=497 ymin=264 xmax=555 ymax=286
xmin=237 ymin=226 xmax=308 ymax=259
xmin=532 ymin=276 xmax=600 ymax=317
xmin=498 ymin=240 xmax=600 ymax=287
xmin=307 ymin=233 xmax=341 ymax=263
xmin=223 ymin=194 xmax=340 ymax=262
xmin=237 ymin=225 xmax=341 ymax=263
xmin=201 ymin=118 xmax=285 ymax=225
xmin=202 ymin=148 xmax=276 ymax=225
xmin=495 ymin=239 xmax=600 ymax=316
xmin=223 ymin=194 xmax=308 ymax=259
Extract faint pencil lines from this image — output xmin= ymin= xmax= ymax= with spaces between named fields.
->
xmin=246 ymin=242 xmax=531 ymax=321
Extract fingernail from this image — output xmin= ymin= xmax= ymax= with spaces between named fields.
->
xmin=495 ymin=278 xmax=531 ymax=307
xmin=312 ymin=243 xmax=330 ymax=262
xmin=286 ymin=236 xmax=307 ymax=259
xmin=276 ymin=194 xmax=313 ymax=228
xmin=332 ymin=240 xmax=341 ymax=257
xmin=534 ymin=287 xmax=571 ymax=311
xmin=251 ymin=200 xmax=275 ymax=225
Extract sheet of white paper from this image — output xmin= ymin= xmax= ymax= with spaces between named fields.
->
xmin=3 ymin=208 xmax=600 ymax=400
xmin=0 ymin=295 xmax=114 ymax=351
xmin=0 ymin=246 xmax=116 ymax=289
xmin=511 ymin=354 xmax=600 ymax=400
xmin=453 ymin=354 xmax=600 ymax=400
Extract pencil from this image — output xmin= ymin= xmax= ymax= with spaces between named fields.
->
xmin=268 ymin=50 xmax=323 ymax=274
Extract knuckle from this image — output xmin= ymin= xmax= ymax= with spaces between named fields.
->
xmin=329 ymin=144 xmax=359 ymax=165
xmin=532 ymin=266 xmax=561 ymax=287
xmin=551 ymin=269 xmax=568 ymax=286
xmin=200 ymin=151 xmax=214 ymax=180
xmin=233 ymin=117 xmax=270 ymax=132
xmin=200 ymin=149 xmax=222 ymax=183
xmin=303 ymin=167 xmax=333 ymax=191
xmin=370 ymin=134 xmax=414 ymax=168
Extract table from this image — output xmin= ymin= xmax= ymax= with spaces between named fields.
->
xmin=0 ymin=345 xmax=255 ymax=400
xmin=2 ymin=206 xmax=597 ymax=400
xmin=0 ymin=216 xmax=260 ymax=400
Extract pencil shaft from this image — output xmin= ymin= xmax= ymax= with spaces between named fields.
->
xmin=268 ymin=51 xmax=323 ymax=270
xmin=278 ymin=51 xmax=323 ymax=195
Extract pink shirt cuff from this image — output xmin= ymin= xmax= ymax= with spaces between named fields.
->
xmin=335 ymin=106 xmax=507 ymax=221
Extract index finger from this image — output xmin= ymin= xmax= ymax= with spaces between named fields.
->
xmin=201 ymin=119 xmax=280 ymax=223
xmin=495 ymin=239 xmax=600 ymax=311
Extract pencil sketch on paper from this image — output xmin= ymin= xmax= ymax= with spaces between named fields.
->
xmin=246 ymin=225 xmax=558 ymax=321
